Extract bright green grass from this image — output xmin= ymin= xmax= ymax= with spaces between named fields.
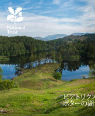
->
xmin=14 ymin=64 xmax=63 ymax=89
xmin=0 ymin=64 xmax=95 ymax=116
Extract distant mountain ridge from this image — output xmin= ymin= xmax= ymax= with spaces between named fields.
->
xmin=34 ymin=34 xmax=67 ymax=41
xmin=71 ymin=33 xmax=95 ymax=36
xmin=34 ymin=37 xmax=43 ymax=40
xmin=71 ymin=33 xmax=85 ymax=36
xmin=34 ymin=33 xmax=95 ymax=41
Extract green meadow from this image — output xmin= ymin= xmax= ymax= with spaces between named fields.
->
xmin=0 ymin=63 xmax=95 ymax=116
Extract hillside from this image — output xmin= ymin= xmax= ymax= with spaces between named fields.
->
xmin=0 ymin=36 xmax=47 ymax=56
xmin=0 ymin=34 xmax=95 ymax=62
xmin=49 ymin=34 xmax=95 ymax=43
xmin=0 ymin=63 xmax=95 ymax=116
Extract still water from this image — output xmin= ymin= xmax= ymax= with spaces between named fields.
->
xmin=62 ymin=65 xmax=90 ymax=81
xmin=0 ymin=59 xmax=56 ymax=80
xmin=0 ymin=59 xmax=90 ymax=81
xmin=0 ymin=64 xmax=17 ymax=79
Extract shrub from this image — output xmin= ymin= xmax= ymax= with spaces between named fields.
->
xmin=0 ymin=80 xmax=18 ymax=90
xmin=82 ymin=75 xmax=86 ymax=79
xmin=53 ymin=72 xmax=62 ymax=80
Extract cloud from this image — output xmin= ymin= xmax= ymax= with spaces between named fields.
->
xmin=78 ymin=0 xmax=95 ymax=28
xmin=0 ymin=0 xmax=95 ymax=37
xmin=53 ymin=0 xmax=60 ymax=5
xmin=0 ymin=10 xmax=94 ymax=37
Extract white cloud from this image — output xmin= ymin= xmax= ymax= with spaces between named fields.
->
xmin=53 ymin=0 xmax=60 ymax=5
xmin=0 ymin=11 xmax=94 ymax=37
xmin=0 ymin=0 xmax=95 ymax=37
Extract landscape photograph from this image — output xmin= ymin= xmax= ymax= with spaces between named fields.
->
xmin=0 ymin=0 xmax=95 ymax=116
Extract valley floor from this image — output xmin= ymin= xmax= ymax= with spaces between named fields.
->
xmin=0 ymin=64 xmax=95 ymax=116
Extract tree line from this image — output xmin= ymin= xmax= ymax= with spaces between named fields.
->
xmin=0 ymin=34 xmax=95 ymax=62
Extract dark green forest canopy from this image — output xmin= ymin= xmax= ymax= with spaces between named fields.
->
xmin=0 ymin=36 xmax=47 ymax=56
xmin=0 ymin=34 xmax=95 ymax=61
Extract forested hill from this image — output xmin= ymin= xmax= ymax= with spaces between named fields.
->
xmin=48 ymin=34 xmax=95 ymax=45
xmin=0 ymin=36 xmax=47 ymax=56
xmin=0 ymin=34 xmax=95 ymax=61
xmin=46 ymin=34 xmax=95 ymax=61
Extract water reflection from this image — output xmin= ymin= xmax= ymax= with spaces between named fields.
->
xmin=62 ymin=65 xmax=90 ymax=81
xmin=0 ymin=55 xmax=95 ymax=81
xmin=0 ymin=64 xmax=17 ymax=79
xmin=24 ymin=58 xmax=56 ymax=68
xmin=0 ymin=58 xmax=56 ymax=80
xmin=61 ymin=58 xmax=95 ymax=81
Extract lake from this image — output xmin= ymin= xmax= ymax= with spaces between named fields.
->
xmin=0 ymin=64 xmax=17 ymax=79
xmin=62 ymin=65 xmax=90 ymax=81
xmin=0 ymin=59 xmax=91 ymax=81
xmin=0 ymin=58 xmax=56 ymax=80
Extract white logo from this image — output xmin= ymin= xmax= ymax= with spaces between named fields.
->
xmin=7 ymin=7 xmax=23 ymax=22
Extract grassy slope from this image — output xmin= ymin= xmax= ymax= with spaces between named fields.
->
xmin=0 ymin=63 xmax=95 ymax=116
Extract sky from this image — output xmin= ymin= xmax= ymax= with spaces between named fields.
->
xmin=0 ymin=0 xmax=95 ymax=37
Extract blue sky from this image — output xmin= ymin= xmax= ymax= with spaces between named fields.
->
xmin=0 ymin=0 xmax=95 ymax=37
